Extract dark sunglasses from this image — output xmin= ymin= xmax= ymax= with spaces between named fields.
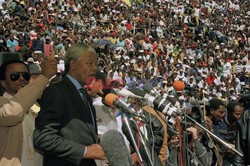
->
xmin=10 ymin=72 xmax=30 ymax=81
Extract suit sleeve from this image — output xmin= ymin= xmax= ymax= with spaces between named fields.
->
xmin=0 ymin=75 xmax=49 ymax=126
xmin=33 ymin=85 xmax=85 ymax=165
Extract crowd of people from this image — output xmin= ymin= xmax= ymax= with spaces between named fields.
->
xmin=0 ymin=0 xmax=249 ymax=100
xmin=0 ymin=0 xmax=250 ymax=166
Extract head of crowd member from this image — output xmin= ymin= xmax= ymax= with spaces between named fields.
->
xmin=64 ymin=43 xmax=98 ymax=86
xmin=208 ymin=98 xmax=226 ymax=122
xmin=0 ymin=59 xmax=30 ymax=96
xmin=226 ymin=101 xmax=244 ymax=123
xmin=9 ymin=33 xmax=15 ymax=42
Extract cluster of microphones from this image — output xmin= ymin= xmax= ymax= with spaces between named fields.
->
xmin=96 ymin=81 xmax=213 ymax=166
xmin=98 ymin=80 xmax=187 ymax=119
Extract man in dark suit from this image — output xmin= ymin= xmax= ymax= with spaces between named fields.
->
xmin=33 ymin=43 xmax=106 ymax=166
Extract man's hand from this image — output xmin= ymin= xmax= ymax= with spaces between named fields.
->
xmin=186 ymin=127 xmax=198 ymax=140
xmin=205 ymin=116 xmax=213 ymax=132
xmin=131 ymin=152 xmax=139 ymax=164
xmin=41 ymin=59 xmax=57 ymax=79
xmin=40 ymin=50 xmax=57 ymax=79
xmin=85 ymin=144 xmax=106 ymax=160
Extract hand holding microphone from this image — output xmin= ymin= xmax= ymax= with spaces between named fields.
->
xmin=85 ymin=144 xmax=106 ymax=160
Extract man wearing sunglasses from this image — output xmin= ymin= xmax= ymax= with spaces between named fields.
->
xmin=0 ymin=58 xmax=57 ymax=166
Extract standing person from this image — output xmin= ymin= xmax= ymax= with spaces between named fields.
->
xmin=206 ymin=98 xmax=228 ymax=165
xmin=223 ymin=101 xmax=244 ymax=165
xmin=0 ymin=58 xmax=57 ymax=166
xmin=234 ymin=95 xmax=250 ymax=166
xmin=207 ymin=98 xmax=227 ymax=140
xmin=224 ymin=101 xmax=244 ymax=143
xmin=33 ymin=43 xmax=106 ymax=166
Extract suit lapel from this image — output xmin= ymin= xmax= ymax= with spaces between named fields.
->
xmin=63 ymin=77 xmax=98 ymax=142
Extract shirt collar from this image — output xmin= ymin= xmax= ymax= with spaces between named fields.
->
xmin=66 ymin=74 xmax=83 ymax=91
xmin=3 ymin=92 xmax=13 ymax=99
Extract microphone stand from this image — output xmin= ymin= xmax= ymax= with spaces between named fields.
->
xmin=186 ymin=115 xmax=244 ymax=157
xmin=136 ymin=123 xmax=154 ymax=166
xmin=182 ymin=111 xmax=188 ymax=166
xmin=122 ymin=114 xmax=144 ymax=165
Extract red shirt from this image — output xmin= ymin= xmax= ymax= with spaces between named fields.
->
xmin=126 ymin=23 xmax=133 ymax=30
xmin=206 ymin=76 xmax=216 ymax=85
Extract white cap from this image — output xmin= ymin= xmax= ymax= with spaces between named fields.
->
xmin=27 ymin=57 xmax=35 ymax=63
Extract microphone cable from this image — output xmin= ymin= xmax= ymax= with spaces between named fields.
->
xmin=176 ymin=116 xmax=183 ymax=166
xmin=136 ymin=112 xmax=143 ymax=166
xmin=149 ymin=112 xmax=155 ymax=165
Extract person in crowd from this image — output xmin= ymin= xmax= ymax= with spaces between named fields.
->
xmin=33 ymin=43 xmax=106 ymax=166
xmin=224 ymin=101 xmax=244 ymax=143
xmin=0 ymin=58 xmax=57 ymax=166
xmin=166 ymin=104 xmax=215 ymax=166
xmin=206 ymin=98 xmax=227 ymax=140
xmin=223 ymin=101 xmax=244 ymax=165
xmin=166 ymin=125 xmax=214 ymax=166
xmin=234 ymin=95 xmax=250 ymax=166
xmin=206 ymin=98 xmax=233 ymax=165
xmin=6 ymin=34 xmax=18 ymax=52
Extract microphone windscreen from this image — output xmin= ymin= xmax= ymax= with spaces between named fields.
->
xmin=173 ymin=81 xmax=185 ymax=91
xmin=128 ymin=88 xmax=147 ymax=97
xmin=100 ymin=130 xmax=133 ymax=166
xmin=104 ymin=93 xmax=118 ymax=107
xmin=117 ymin=88 xmax=135 ymax=97
xmin=142 ymin=84 xmax=153 ymax=93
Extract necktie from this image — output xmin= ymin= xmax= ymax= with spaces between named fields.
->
xmin=79 ymin=88 xmax=96 ymax=130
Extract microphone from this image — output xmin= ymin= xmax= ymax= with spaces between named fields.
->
xmin=104 ymin=93 xmax=139 ymax=117
xmin=173 ymin=81 xmax=185 ymax=91
xmin=113 ymin=88 xmax=143 ymax=99
xmin=173 ymin=81 xmax=199 ymax=92
xmin=190 ymin=99 xmax=210 ymax=106
xmin=100 ymin=130 xmax=133 ymax=166
xmin=129 ymin=88 xmax=179 ymax=117
xmin=142 ymin=84 xmax=159 ymax=96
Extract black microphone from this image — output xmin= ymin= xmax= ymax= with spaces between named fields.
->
xmin=113 ymin=88 xmax=143 ymax=99
xmin=142 ymin=84 xmax=158 ymax=96
xmin=129 ymin=88 xmax=178 ymax=117
xmin=128 ymin=88 xmax=178 ymax=135
xmin=100 ymin=130 xmax=133 ymax=166
xmin=190 ymin=99 xmax=210 ymax=106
